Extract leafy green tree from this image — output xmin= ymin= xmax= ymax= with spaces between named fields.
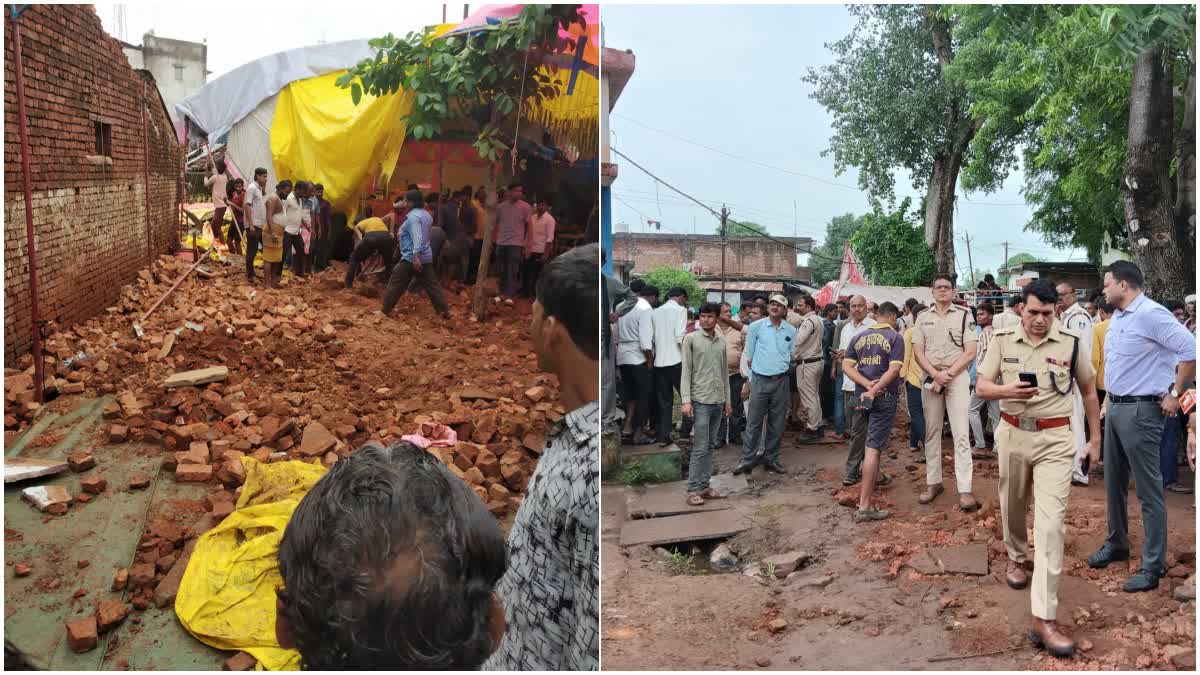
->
xmin=808 ymin=213 xmax=864 ymax=286
xmin=850 ymin=199 xmax=936 ymax=287
xmin=997 ymin=252 xmax=1039 ymax=286
xmin=720 ymin=220 xmax=768 ymax=237
xmin=641 ymin=267 xmax=704 ymax=309
xmin=804 ymin=5 xmax=1012 ymax=277
xmin=337 ymin=5 xmax=584 ymax=318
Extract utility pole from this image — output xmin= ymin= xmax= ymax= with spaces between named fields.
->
xmin=464 ymin=4 xmax=469 ymax=19
xmin=720 ymin=205 xmax=729 ymax=303
xmin=1001 ymin=240 xmax=1009 ymax=286
xmin=442 ymin=4 xmax=447 ymax=22
xmin=964 ymin=231 xmax=976 ymax=288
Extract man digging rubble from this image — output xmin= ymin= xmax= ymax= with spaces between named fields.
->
xmin=275 ymin=441 xmax=509 ymax=670
xmin=842 ymin=302 xmax=904 ymax=521
xmin=381 ymin=189 xmax=450 ymax=320
xmin=487 ymin=244 xmax=599 ymax=670
xmin=976 ymin=279 xmax=1102 ymax=658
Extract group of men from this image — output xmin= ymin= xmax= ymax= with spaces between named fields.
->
xmin=207 ymin=159 xmax=335 ymax=286
xmin=660 ymin=261 xmax=1194 ymax=658
xmin=276 ymin=244 xmax=600 ymax=670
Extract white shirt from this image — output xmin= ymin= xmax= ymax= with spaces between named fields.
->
xmin=838 ymin=318 xmax=870 ymax=392
xmin=525 ymin=212 xmax=556 ymax=254
xmin=205 ymin=171 xmax=228 ymax=207
xmin=244 ymin=182 xmax=267 ymax=228
xmin=1061 ymin=302 xmax=1095 ymax=362
xmin=617 ymin=298 xmax=654 ymax=366
xmin=283 ymin=193 xmax=305 ymax=235
xmin=651 ymin=299 xmax=688 ymax=367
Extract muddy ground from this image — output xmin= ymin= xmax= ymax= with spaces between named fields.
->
xmin=601 ymin=414 xmax=1196 ymax=671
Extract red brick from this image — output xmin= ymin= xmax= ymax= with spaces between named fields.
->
xmin=80 ymin=475 xmax=106 ymax=494
xmin=65 ymin=616 xmax=98 ymax=653
xmin=67 ymin=451 xmax=95 ymax=472
xmin=223 ymin=651 xmax=257 ymax=671
xmin=175 ymin=463 xmax=213 ymax=483
xmin=95 ymin=599 xmax=128 ymax=633
xmin=112 ymin=568 xmax=128 ymax=591
xmin=129 ymin=563 xmax=156 ymax=588
xmin=13 ymin=563 xmax=32 ymax=577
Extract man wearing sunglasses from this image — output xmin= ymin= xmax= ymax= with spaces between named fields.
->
xmin=913 ymin=274 xmax=980 ymax=511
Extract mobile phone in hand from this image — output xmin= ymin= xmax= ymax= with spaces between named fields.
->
xmin=1018 ymin=372 xmax=1038 ymax=388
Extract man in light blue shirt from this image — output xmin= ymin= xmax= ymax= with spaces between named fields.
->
xmin=382 ymin=189 xmax=450 ymax=319
xmin=734 ymin=295 xmax=797 ymax=476
xmin=1087 ymin=261 xmax=1196 ymax=593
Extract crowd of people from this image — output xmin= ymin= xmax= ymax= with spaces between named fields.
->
xmin=275 ymin=244 xmax=600 ymax=670
xmin=205 ymin=158 xmax=560 ymax=316
xmin=604 ymin=260 xmax=1196 ymax=658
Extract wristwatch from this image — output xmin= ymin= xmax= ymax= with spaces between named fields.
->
xmin=1170 ymin=388 xmax=1181 ymax=398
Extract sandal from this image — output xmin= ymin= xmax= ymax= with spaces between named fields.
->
xmin=958 ymin=495 xmax=981 ymax=512
xmin=875 ymin=473 xmax=893 ymax=487
xmin=842 ymin=475 xmax=862 ymax=487
xmin=1167 ymin=483 xmax=1194 ymax=495
xmin=686 ymin=493 xmax=705 ymax=506
xmin=918 ymin=484 xmax=944 ymax=504
xmin=700 ymin=488 xmax=726 ymax=500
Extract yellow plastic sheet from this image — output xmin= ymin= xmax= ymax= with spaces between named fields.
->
xmin=271 ymin=70 xmax=413 ymax=215
xmin=175 ymin=458 xmax=328 ymax=671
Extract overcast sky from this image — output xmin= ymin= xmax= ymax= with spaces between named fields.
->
xmin=603 ymin=4 xmax=1087 ymax=279
xmin=95 ymin=2 xmax=461 ymax=79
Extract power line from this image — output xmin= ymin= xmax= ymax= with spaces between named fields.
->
xmin=614 ymin=112 xmax=1042 ymax=209
xmin=612 ymin=146 xmax=849 ymax=266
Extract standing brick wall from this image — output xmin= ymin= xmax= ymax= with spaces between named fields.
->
xmin=4 ymin=4 xmax=180 ymax=360
xmin=612 ymin=234 xmax=813 ymax=282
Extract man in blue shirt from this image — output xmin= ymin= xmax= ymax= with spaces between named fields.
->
xmin=733 ymin=295 xmax=797 ymax=476
xmin=1087 ymin=261 xmax=1196 ymax=593
xmin=382 ymin=189 xmax=450 ymax=319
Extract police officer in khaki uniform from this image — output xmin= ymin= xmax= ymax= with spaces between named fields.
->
xmin=977 ymin=279 xmax=1101 ymax=658
xmin=912 ymin=274 xmax=980 ymax=510
xmin=791 ymin=294 xmax=825 ymax=442
xmin=1056 ymin=282 xmax=1096 ymax=486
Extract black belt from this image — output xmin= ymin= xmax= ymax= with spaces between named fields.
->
xmin=797 ymin=357 xmax=823 ymax=365
xmin=1108 ymin=394 xmax=1163 ymax=403
xmin=755 ymin=371 xmax=789 ymax=379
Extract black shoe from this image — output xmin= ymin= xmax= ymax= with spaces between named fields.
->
xmin=1123 ymin=569 xmax=1161 ymax=593
xmin=842 ymin=474 xmax=862 ymax=486
xmin=797 ymin=430 xmax=821 ymax=443
xmin=764 ymin=461 xmax=787 ymax=475
xmin=1086 ymin=544 xmax=1130 ymax=569
xmin=732 ymin=461 xmax=757 ymax=476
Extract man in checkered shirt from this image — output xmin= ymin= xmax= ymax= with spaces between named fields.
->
xmin=486 ymin=244 xmax=599 ymax=671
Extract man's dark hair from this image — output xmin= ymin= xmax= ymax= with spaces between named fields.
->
xmin=878 ymin=301 xmax=899 ymax=318
xmin=932 ymin=273 xmax=955 ymax=287
xmin=276 ymin=180 xmax=293 ymax=191
xmin=426 ymin=192 xmax=441 ymax=204
xmin=215 ymin=160 xmax=226 ymax=174
xmin=1006 ymin=294 xmax=1022 ymax=308
xmin=314 ymin=183 xmax=324 ymax=191
xmin=1022 ymin=279 xmax=1059 ymax=306
xmin=405 ymin=189 xmax=424 ymax=207
xmin=824 ymin=304 xmax=838 ymax=318
xmin=1098 ymin=300 xmax=1115 ymax=314
xmin=977 ymin=302 xmax=995 ymax=316
xmin=720 ymin=301 xmax=731 ymax=309
xmin=277 ymin=442 xmax=507 ymax=670
xmin=667 ymin=286 xmax=688 ymax=301
xmin=1163 ymin=299 xmax=1185 ymax=313
xmin=507 ymin=181 xmax=523 ymax=190
xmin=905 ymin=298 xmax=918 ymax=310
xmin=640 ymin=284 xmax=660 ymax=300
xmin=699 ymin=302 xmax=721 ymax=316
xmin=1105 ymin=260 xmax=1144 ymax=289
xmin=912 ymin=303 xmax=927 ymax=316
xmin=629 ymin=279 xmax=646 ymax=294
xmin=984 ymin=274 xmax=995 ymax=283
xmin=536 ymin=244 xmax=599 ymax=360
xmin=254 ymin=167 xmax=268 ymax=178
xmin=406 ymin=183 xmax=420 ymax=191
xmin=754 ymin=295 xmax=769 ymax=306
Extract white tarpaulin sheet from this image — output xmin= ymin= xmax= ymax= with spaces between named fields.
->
xmin=175 ymin=40 xmax=376 ymax=140
xmin=224 ymin=95 xmax=279 ymax=187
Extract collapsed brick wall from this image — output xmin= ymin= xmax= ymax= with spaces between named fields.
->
xmin=4 ymin=4 xmax=180 ymax=361
xmin=612 ymin=235 xmax=813 ymax=282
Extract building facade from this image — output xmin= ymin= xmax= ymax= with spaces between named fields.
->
xmin=612 ymin=232 xmax=813 ymax=281
xmin=121 ymin=33 xmax=208 ymax=124
xmin=5 ymin=5 xmax=181 ymax=360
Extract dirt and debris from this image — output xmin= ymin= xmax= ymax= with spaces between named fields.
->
xmin=7 ymin=256 xmax=557 ymax=667
xmin=603 ymin=411 xmax=1196 ymax=671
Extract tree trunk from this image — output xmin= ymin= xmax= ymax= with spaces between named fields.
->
xmin=1121 ymin=47 xmax=1190 ymax=299
xmin=924 ymin=148 xmax=967 ymax=278
xmin=471 ymin=161 xmax=500 ymax=319
xmin=1174 ymin=47 xmax=1196 ymax=284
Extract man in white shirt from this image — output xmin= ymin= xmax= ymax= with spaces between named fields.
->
xmin=243 ymin=167 xmax=269 ymax=284
xmin=652 ymin=287 xmax=690 ymax=446
xmin=283 ymin=180 xmax=310 ymax=277
xmin=204 ymin=154 xmax=229 ymax=246
xmin=836 ymin=295 xmax=873 ymax=484
xmin=1057 ymin=282 xmax=1096 ymax=486
xmin=522 ymin=200 xmax=556 ymax=297
xmin=617 ymin=284 xmax=657 ymax=443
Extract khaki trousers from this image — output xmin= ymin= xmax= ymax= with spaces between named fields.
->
xmin=795 ymin=361 xmax=823 ymax=432
xmin=997 ymin=421 xmax=1073 ymax=621
xmin=922 ymin=371 xmax=973 ymax=493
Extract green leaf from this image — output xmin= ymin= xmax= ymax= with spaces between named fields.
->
xmin=350 ymin=82 xmax=362 ymax=105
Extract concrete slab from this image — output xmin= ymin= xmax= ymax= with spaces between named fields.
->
xmin=928 ymin=543 xmax=989 ymax=576
xmin=627 ymin=474 xmax=749 ymax=519
xmin=5 ymin=457 xmax=69 ymax=484
xmin=905 ymin=550 xmax=944 ymax=575
xmin=619 ymin=509 xmax=749 ymax=547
